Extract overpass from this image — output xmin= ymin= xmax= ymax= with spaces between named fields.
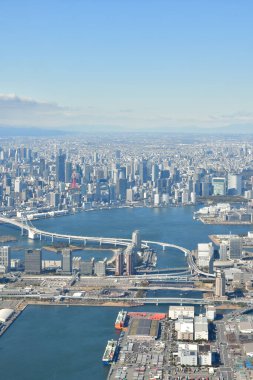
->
xmin=0 ymin=215 xmax=215 ymax=278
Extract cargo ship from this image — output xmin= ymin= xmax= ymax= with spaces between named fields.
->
xmin=128 ymin=312 xmax=166 ymax=321
xmin=102 ymin=340 xmax=118 ymax=365
xmin=115 ymin=310 xmax=128 ymax=330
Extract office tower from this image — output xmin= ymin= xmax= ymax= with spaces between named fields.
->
xmin=62 ymin=248 xmax=72 ymax=273
xmin=56 ymin=153 xmax=66 ymax=182
xmin=229 ymin=237 xmax=242 ymax=260
xmin=25 ymin=249 xmax=42 ymax=274
xmin=139 ymin=160 xmax=148 ymax=184
xmin=212 ymin=177 xmax=226 ymax=196
xmin=132 ymin=230 xmax=141 ymax=249
xmin=200 ymin=182 xmax=210 ymax=197
xmin=151 ymin=164 xmax=159 ymax=183
xmin=115 ymin=250 xmax=124 ymax=276
xmin=215 ymin=270 xmax=226 ymax=297
xmin=65 ymin=161 xmax=72 ymax=183
xmin=227 ymin=174 xmax=242 ymax=195
xmin=219 ymin=243 xmax=228 ymax=260
xmin=0 ymin=246 xmax=11 ymax=272
xmin=94 ymin=260 xmax=106 ymax=276
xmin=116 ymin=178 xmax=127 ymax=200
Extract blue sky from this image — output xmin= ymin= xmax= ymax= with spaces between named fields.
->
xmin=0 ymin=0 xmax=253 ymax=131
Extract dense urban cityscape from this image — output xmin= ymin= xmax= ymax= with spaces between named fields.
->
xmin=1 ymin=0 xmax=253 ymax=379
xmin=0 ymin=135 xmax=253 ymax=379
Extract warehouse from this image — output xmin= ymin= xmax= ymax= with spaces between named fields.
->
xmin=128 ymin=318 xmax=159 ymax=341
xmin=0 ymin=308 xmax=14 ymax=323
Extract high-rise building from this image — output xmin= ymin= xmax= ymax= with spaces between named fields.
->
xmin=125 ymin=245 xmax=135 ymax=275
xmin=132 ymin=230 xmax=141 ymax=249
xmin=115 ymin=250 xmax=124 ymax=276
xmin=219 ymin=243 xmax=228 ymax=260
xmin=0 ymin=246 xmax=11 ymax=272
xmin=139 ymin=160 xmax=148 ymax=184
xmin=229 ymin=237 xmax=242 ymax=260
xmin=212 ymin=177 xmax=226 ymax=196
xmin=65 ymin=161 xmax=72 ymax=183
xmin=94 ymin=260 xmax=106 ymax=276
xmin=56 ymin=154 xmax=66 ymax=182
xmin=80 ymin=260 xmax=94 ymax=275
xmin=197 ymin=243 xmax=213 ymax=270
xmin=215 ymin=270 xmax=226 ymax=297
xmin=25 ymin=249 xmax=42 ymax=274
xmin=61 ymin=248 xmax=72 ymax=273
xmin=49 ymin=192 xmax=60 ymax=207
xmin=227 ymin=174 xmax=242 ymax=195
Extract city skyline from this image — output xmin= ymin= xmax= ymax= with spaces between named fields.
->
xmin=1 ymin=0 xmax=253 ymax=132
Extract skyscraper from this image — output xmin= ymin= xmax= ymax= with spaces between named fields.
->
xmin=25 ymin=249 xmax=42 ymax=274
xmin=215 ymin=270 xmax=226 ymax=297
xmin=132 ymin=230 xmax=141 ymax=250
xmin=62 ymin=248 xmax=72 ymax=273
xmin=65 ymin=161 xmax=72 ymax=183
xmin=56 ymin=154 xmax=66 ymax=182
xmin=0 ymin=246 xmax=11 ymax=272
xmin=212 ymin=177 xmax=226 ymax=196
xmin=229 ymin=237 xmax=242 ymax=260
xmin=115 ymin=250 xmax=124 ymax=276
xmin=125 ymin=245 xmax=135 ymax=275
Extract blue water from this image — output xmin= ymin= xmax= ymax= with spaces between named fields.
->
xmin=0 ymin=206 xmax=250 ymax=379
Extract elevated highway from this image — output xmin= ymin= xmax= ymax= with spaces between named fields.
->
xmin=0 ymin=215 xmax=215 ymax=278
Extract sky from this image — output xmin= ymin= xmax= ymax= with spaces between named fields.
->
xmin=0 ymin=0 xmax=253 ymax=132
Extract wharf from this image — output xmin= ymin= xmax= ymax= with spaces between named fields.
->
xmin=0 ymin=299 xmax=27 ymax=337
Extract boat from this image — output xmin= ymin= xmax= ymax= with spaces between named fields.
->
xmin=114 ymin=310 xmax=128 ymax=330
xmin=102 ymin=339 xmax=118 ymax=365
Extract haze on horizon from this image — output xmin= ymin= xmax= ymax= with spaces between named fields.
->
xmin=0 ymin=0 xmax=253 ymax=133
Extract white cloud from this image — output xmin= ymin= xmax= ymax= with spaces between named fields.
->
xmin=0 ymin=93 xmax=252 ymax=131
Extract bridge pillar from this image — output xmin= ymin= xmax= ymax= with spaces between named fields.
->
xmin=51 ymin=235 xmax=54 ymax=243
xmin=83 ymin=239 xmax=86 ymax=246
xmin=40 ymin=233 xmax=42 ymax=241
xmin=28 ymin=229 xmax=37 ymax=240
xmin=69 ymin=237 xmax=71 ymax=244
xmin=162 ymin=245 xmax=165 ymax=251
xmin=114 ymin=240 xmax=117 ymax=247
xmin=100 ymin=239 xmax=102 ymax=246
